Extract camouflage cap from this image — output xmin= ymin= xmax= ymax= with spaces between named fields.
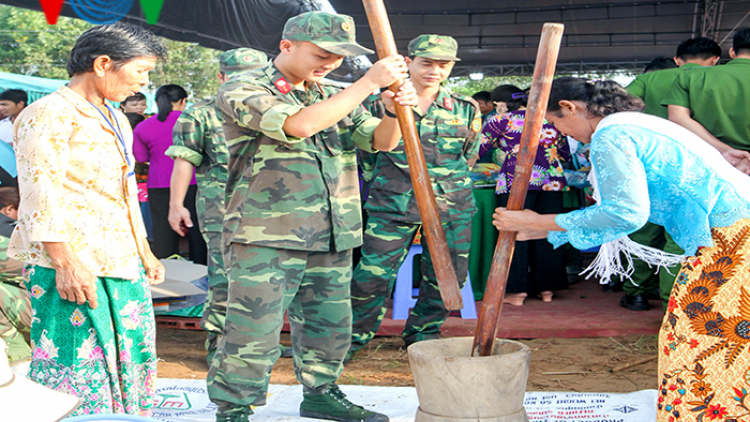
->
xmin=219 ymin=48 xmax=268 ymax=77
xmin=282 ymin=11 xmax=374 ymax=56
xmin=407 ymin=34 xmax=461 ymax=61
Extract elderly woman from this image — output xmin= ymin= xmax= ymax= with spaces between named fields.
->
xmin=9 ymin=23 xmax=167 ymax=416
xmin=494 ymin=77 xmax=750 ymax=422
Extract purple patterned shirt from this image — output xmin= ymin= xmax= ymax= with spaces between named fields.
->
xmin=481 ymin=109 xmax=570 ymax=194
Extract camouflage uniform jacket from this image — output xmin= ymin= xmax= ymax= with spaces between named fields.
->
xmin=165 ymin=99 xmax=227 ymax=234
xmin=0 ymin=215 xmax=23 ymax=285
xmin=357 ymin=93 xmax=384 ymax=184
xmin=217 ymin=63 xmax=380 ymax=252
xmin=364 ymin=88 xmax=482 ymax=223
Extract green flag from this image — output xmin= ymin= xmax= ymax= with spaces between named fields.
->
xmin=138 ymin=0 xmax=165 ymax=25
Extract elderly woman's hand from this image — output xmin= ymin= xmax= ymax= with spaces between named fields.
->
xmin=141 ymin=244 xmax=165 ymax=285
xmin=43 ymin=242 xmax=99 ymax=309
xmin=492 ymin=207 xmax=558 ymax=241
xmin=492 ymin=207 xmax=539 ymax=230
xmin=56 ymin=264 xmax=98 ymax=309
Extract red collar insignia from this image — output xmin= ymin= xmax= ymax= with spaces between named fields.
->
xmin=274 ymin=77 xmax=292 ymax=95
xmin=443 ymin=97 xmax=453 ymax=111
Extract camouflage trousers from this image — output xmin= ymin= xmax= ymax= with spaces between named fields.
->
xmin=350 ymin=214 xmax=472 ymax=351
xmin=0 ymin=282 xmax=31 ymax=362
xmin=199 ymin=230 xmax=227 ymax=357
xmin=206 ymin=243 xmax=352 ymax=408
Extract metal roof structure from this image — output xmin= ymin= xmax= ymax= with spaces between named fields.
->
xmin=3 ymin=0 xmax=749 ymax=79
xmin=331 ymin=0 xmax=750 ymax=77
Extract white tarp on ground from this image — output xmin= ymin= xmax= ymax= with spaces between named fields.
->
xmin=152 ymin=379 xmax=658 ymax=422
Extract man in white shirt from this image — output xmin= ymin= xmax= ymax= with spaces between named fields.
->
xmin=0 ymin=90 xmax=28 ymax=145
xmin=0 ymin=116 xmax=11 ymax=146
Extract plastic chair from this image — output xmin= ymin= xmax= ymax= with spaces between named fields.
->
xmin=392 ymin=244 xmax=477 ymax=320
xmin=64 ymin=414 xmax=163 ymax=422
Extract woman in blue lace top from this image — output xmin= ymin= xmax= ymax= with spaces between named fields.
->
xmin=494 ymin=77 xmax=750 ymax=422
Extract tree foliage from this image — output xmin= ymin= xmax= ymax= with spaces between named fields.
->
xmin=149 ymin=38 xmax=221 ymax=101
xmin=0 ymin=5 xmax=91 ymax=79
xmin=446 ymin=73 xmax=636 ymax=97
xmin=446 ymin=76 xmax=534 ymax=97
xmin=0 ymin=5 xmax=222 ymax=99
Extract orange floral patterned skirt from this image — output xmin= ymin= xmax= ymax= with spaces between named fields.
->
xmin=658 ymin=219 xmax=750 ymax=422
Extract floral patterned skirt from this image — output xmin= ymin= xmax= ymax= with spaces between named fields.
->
xmin=25 ymin=264 xmax=157 ymax=416
xmin=658 ymin=219 xmax=750 ymax=422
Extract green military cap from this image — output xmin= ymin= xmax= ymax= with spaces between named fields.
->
xmin=282 ymin=11 xmax=374 ymax=56
xmin=407 ymin=34 xmax=461 ymax=61
xmin=219 ymin=48 xmax=268 ymax=77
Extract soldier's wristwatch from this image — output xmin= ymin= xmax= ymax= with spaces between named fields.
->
xmin=383 ymin=108 xmax=397 ymax=119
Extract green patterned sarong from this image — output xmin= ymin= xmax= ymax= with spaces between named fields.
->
xmin=25 ymin=264 xmax=157 ymax=416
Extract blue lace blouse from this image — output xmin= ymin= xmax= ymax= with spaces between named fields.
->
xmin=548 ymin=113 xmax=750 ymax=256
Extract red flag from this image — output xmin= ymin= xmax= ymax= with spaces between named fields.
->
xmin=39 ymin=0 xmax=64 ymax=24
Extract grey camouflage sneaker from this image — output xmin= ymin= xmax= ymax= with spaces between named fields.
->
xmin=215 ymin=403 xmax=252 ymax=422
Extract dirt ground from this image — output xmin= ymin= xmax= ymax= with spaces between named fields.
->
xmin=157 ymin=329 xmax=658 ymax=393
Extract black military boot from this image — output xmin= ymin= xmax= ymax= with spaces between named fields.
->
xmin=300 ymin=383 xmax=389 ymax=422
xmin=620 ymin=293 xmax=650 ymax=311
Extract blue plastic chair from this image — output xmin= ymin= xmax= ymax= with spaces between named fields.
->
xmin=392 ymin=244 xmax=477 ymax=320
xmin=64 ymin=414 xmax=163 ymax=422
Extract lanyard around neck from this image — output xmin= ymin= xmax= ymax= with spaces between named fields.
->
xmin=89 ymin=102 xmax=131 ymax=169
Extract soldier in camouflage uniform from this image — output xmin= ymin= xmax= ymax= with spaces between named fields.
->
xmin=165 ymin=48 xmax=268 ymax=363
xmin=357 ymin=93 xmax=385 ymax=190
xmin=0 ymin=187 xmax=30 ymax=363
xmin=349 ymin=35 xmax=482 ymax=356
xmin=206 ymin=11 xmax=417 ymax=422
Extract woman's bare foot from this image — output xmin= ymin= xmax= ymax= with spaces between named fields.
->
xmin=539 ymin=291 xmax=553 ymax=302
xmin=503 ymin=292 xmax=527 ymax=306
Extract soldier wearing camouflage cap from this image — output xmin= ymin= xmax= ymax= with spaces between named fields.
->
xmin=205 ymin=11 xmax=418 ymax=422
xmin=407 ymin=34 xmax=461 ymax=61
xmin=165 ymin=48 xmax=267 ymax=364
xmin=348 ymin=34 xmax=482 ymax=358
xmin=218 ymin=48 xmax=268 ymax=76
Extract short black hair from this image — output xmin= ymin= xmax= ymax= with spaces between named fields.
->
xmin=675 ymin=37 xmax=721 ymax=61
xmin=643 ymin=57 xmax=677 ymax=73
xmin=0 ymin=186 xmax=19 ymax=210
xmin=472 ymin=91 xmax=491 ymax=103
xmin=733 ymin=26 xmax=750 ymax=55
xmin=0 ymin=89 xmax=28 ymax=107
xmin=548 ymin=77 xmax=644 ymax=117
xmin=121 ymin=92 xmax=146 ymax=104
xmin=67 ymin=22 xmax=167 ymax=77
